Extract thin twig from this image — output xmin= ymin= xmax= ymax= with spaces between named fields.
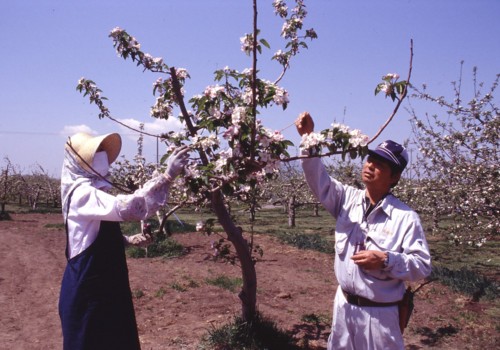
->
xmin=250 ymin=0 xmax=259 ymax=160
xmin=279 ymin=120 xmax=297 ymax=133
xmin=105 ymin=114 xmax=161 ymax=139
xmin=368 ymin=39 xmax=414 ymax=145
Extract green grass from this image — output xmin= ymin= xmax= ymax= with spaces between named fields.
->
xmin=430 ymin=266 xmax=498 ymax=301
xmin=274 ymin=231 xmax=335 ymax=254
xmin=44 ymin=223 xmax=65 ymax=230
xmin=126 ymin=237 xmax=185 ymax=259
xmin=198 ymin=312 xmax=302 ymax=350
xmin=4 ymin=203 xmax=60 ymax=214
xmin=205 ymin=274 xmax=243 ymax=293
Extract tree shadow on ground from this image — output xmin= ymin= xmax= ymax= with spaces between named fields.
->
xmin=290 ymin=320 xmax=329 ymax=350
xmin=414 ymin=324 xmax=460 ymax=346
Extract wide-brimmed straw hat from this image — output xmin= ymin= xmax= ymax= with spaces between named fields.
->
xmin=66 ymin=132 xmax=122 ymax=172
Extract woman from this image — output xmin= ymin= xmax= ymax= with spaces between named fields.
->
xmin=59 ymin=132 xmax=189 ymax=350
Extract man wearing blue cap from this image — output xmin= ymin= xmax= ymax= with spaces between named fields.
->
xmin=295 ymin=112 xmax=431 ymax=350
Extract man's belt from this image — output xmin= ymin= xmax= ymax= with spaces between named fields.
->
xmin=342 ymin=289 xmax=400 ymax=307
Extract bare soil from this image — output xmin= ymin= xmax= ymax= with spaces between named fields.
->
xmin=0 ymin=213 xmax=498 ymax=350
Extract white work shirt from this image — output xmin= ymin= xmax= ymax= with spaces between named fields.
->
xmin=302 ymin=157 xmax=431 ymax=303
xmin=65 ymin=173 xmax=170 ymax=259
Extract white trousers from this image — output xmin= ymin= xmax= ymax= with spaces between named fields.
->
xmin=327 ymin=288 xmax=404 ymax=350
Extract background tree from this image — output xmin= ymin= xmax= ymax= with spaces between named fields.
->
xmin=0 ymin=157 xmax=21 ymax=217
xmin=407 ymin=65 xmax=499 ymax=246
xmin=263 ymin=162 xmax=317 ymax=227
xmin=16 ymin=165 xmax=59 ymax=210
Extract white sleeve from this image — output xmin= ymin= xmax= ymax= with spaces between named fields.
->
xmin=301 ymin=157 xmax=345 ymax=219
xmin=115 ymin=173 xmax=171 ymax=221
xmin=70 ymin=184 xmax=123 ymax=221
xmin=70 ymin=173 xmax=171 ymax=222
xmin=386 ymin=216 xmax=432 ymax=282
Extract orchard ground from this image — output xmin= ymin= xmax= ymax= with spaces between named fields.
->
xmin=0 ymin=212 xmax=498 ymax=350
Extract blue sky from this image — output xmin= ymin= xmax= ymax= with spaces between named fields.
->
xmin=1 ymin=0 xmax=499 ymax=176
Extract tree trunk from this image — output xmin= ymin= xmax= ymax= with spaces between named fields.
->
xmin=313 ymin=203 xmax=319 ymax=217
xmin=288 ymin=195 xmax=296 ymax=227
xmin=212 ymin=191 xmax=257 ymax=322
xmin=249 ymin=201 xmax=256 ymax=222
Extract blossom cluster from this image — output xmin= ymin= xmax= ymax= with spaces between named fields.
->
xmin=271 ymin=0 xmax=316 ymax=71
xmin=300 ymin=132 xmax=325 ymax=149
xmin=376 ymin=73 xmax=399 ymax=96
xmin=240 ymin=34 xmax=253 ymax=55
xmin=299 ymin=122 xmax=369 ymax=158
xmin=150 ymin=96 xmax=172 ymax=119
xmin=76 ymin=78 xmax=110 ymax=119
xmin=273 ymin=0 xmax=288 ymax=18
xmin=109 ymin=27 xmax=165 ymax=72
xmin=375 ymin=72 xmax=407 ymax=102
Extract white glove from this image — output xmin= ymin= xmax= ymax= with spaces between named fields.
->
xmin=165 ymin=146 xmax=190 ymax=180
xmin=125 ymin=233 xmax=151 ymax=247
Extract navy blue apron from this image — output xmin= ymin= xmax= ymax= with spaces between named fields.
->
xmin=59 ymin=212 xmax=141 ymax=349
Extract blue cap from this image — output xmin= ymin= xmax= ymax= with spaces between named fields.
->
xmin=368 ymin=140 xmax=408 ymax=171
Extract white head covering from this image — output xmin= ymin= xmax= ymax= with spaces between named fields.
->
xmin=61 ymin=133 xmax=121 ymax=221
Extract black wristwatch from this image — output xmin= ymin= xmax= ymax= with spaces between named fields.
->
xmin=383 ymin=253 xmax=390 ymax=268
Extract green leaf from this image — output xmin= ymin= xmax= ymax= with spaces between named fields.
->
xmin=259 ymin=38 xmax=270 ymax=49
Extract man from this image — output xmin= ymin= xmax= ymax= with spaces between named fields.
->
xmin=295 ymin=112 xmax=431 ymax=350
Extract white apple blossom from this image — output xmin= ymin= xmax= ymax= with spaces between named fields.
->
xmin=153 ymin=77 xmax=164 ymax=94
xmin=241 ymin=88 xmax=253 ymax=105
xmin=263 ymin=159 xmax=281 ymax=174
xmin=184 ymin=163 xmax=201 ymax=179
xmin=273 ymin=86 xmax=289 ymax=105
xmin=196 ymin=221 xmax=205 ymax=232
xmin=271 ymin=130 xmax=284 ymax=142
xmin=223 ymin=125 xmax=240 ymax=140
xmin=109 ymin=27 xmax=123 ymax=37
xmin=258 ymin=151 xmax=271 ymax=163
xmin=300 ymin=132 xmax=325 ymax=149
xmin=241 ymin=68 xmax=253 ymax=76
xmin=208 ymin=106 xmax=223 ymax=120
xmin=204 ymin=85 xmax=225 ymax=99
xmin=231 ymin=106 xmax=247 ymax=124
xmin=142 ymin=53 xmax=163 ymax=69
xmin=273 ymin=0 xmax=288 ymax=17
xmin=331 ymin=123 xmax=350 ymax=134
xmin=175 ymin=68 xmax=189 ymax=80
xmin=348 ymin=129 xmax=369 ymax=147
xmin=384 ymin=73 xmax=400 ymax=81
xmin=127 ymin=37 xmax=140 ymax=50
xmin=150 ymin=96 xmax=171 ymax=119
xmin=240 ymin=34 xmax=252 ymax=55
xmin=272 ymin=50 xmax=288 ymax=66
xmin=258 ymin=135 xmax=271 ymax=148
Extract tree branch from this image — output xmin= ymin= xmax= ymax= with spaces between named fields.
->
xmin=367 ymin=39 xmax=414 ymax=145
xmin=284 ymin=39 xmax=415 ymax=163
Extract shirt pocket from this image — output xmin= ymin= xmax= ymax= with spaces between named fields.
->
xmin=366 ymin=226 xmax=400 ymax=252
xmin=335 ymin=218 xmax=355 ymax=256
